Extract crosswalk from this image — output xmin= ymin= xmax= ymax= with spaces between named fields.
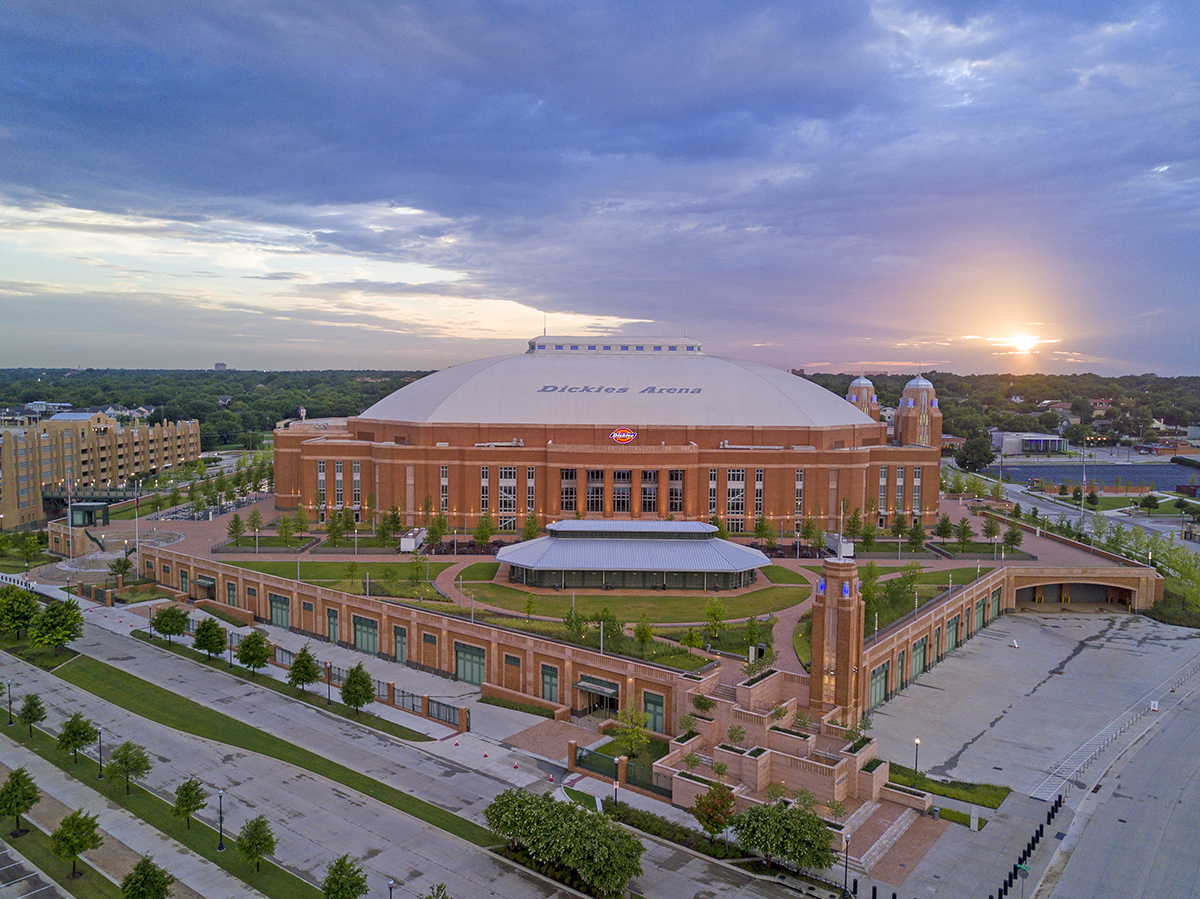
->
xmin=0 ymin=845 xmax=67 ymax=899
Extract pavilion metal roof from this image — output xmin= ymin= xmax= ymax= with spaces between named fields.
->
xmin=496 ymin=533 xmax=769 ymax=573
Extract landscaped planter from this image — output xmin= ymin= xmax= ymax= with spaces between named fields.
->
xmin=735 ymin=668 xmax=783 ymax=708
xmin=669 ymin=731 xmax=703 ymax=754
xmin=767 ymin=726 xmax=814 ymax=758
xmin=857 ymin=757 xmax=889 ymax=800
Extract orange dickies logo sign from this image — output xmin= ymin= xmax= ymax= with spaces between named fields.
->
xmin=610 ymin=428 xmax=637 ymax=444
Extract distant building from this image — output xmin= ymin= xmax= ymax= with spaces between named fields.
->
xmin=214 ymin=362 xmax=228 ymax=371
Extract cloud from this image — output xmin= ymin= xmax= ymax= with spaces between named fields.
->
xmin=0 ymin=0 xmax=1196 ymax=374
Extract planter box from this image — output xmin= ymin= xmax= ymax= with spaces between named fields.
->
xmin=881 ymin=783 xmax=933 ymax=811
xmin=736 ymin=668 xmax=784 ymax=709
xmin=767 ymin=727 xmax=814 ymax=758
xmin=669 ymin=732 xmax=703 ymax=754
xmin=856 ymin=758 xmax=889 ymax=801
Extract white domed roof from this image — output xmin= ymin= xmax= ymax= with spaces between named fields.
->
xmin=850 ymin=376 xmax=874 ymax=388
xmin=905 ymin=376 xmax=934 ymax=390
xmin=358 ymin=338 xmax=876 ymax=429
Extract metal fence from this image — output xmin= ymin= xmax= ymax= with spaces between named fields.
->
xmin=575 ymin=746 xmax=618 ymax=779
xmin=330 ymin=664 xmax=350 ymax=684
xmin=275 ymin=646 xmax=295 ymax=667
xmin=226 ymin=631 xmax=244 ymax=648
xmin=395 ymin=689 xmax=422 ymax=713
xmin=374 ymin=678 xmax=389 ymax=700
xmin=427 ymin=698 xmax=459 ymax=727
xmin=624 ymin=761 xmax=672 ymax=799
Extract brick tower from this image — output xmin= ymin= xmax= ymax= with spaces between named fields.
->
xmin=808 ymin=555 xmax=864 ymax=723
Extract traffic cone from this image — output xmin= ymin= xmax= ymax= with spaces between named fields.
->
xmin=484 ymin=752 xmax=488 ymax=758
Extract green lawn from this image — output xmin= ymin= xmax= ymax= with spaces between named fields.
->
xmin=0 ymin=551 xmax=57 ymax=573
xmin=0 ymin=632 xmax=78 ymax=672
xmin=792 ymin=613 xmax=812 ymax=667
xmin=805 ymin=564 xmax=908 ymax=576
xmin=1 ymin=725 xmax=321 ymax=899
xmin=655 ymin=619 xmax=774 ymax=652
xmin=229 ymin=559 xmax=454 ymax=581
xmin=466 ymin=582 xmax=809 ymax=624
xmin=593 ymin=736 xmax=670 ymax=765
xmin=457 ymin=561 xmax=500 ymax=581
xmin=53 ymin=655 xmax=494 ymax=845
xmin=888 ymin=762 xmax=1011 ymax=809
xmin=131 ymin=631 xmax=433 ymax=742
xmin=912 ymin=566 xmax=992 ymax=585
xmin=0 ymin=816 xmax=122 ymax=899
xmin=760 ymin=565 xmax=807 ymax=584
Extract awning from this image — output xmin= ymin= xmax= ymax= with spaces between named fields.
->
xmin=573 ymin=679 xmax=619 ymax=699
xmin=193 ymin=576 xmax=217 ymax=588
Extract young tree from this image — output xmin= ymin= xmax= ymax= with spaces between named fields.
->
xmin=105 ymin=741 xmax=152 ymax=795
xmin=171 ymin=778 xmax=207 ymax=830
xmin=889 ymin=514 xmax=907 ymax=546
xmin=108 ymin=555 xmax=134 ymax=582
xmin=732 ymin=799 xmax=834 ymax=872
xmin=17 ymin=534 xmax=41 ymax=569
xmin=235 ymin=815 xmax=276 ymax=872
xmin=420 ymin=886 xmax=452 ymax=899
xmin=680 ymin=627 xmax=703 ymax=654
xmin=407 ymin=552 xmax=426 ymax=587
xmin=0 ymin=586 xmax=40 ymax=638
xmin=168 ymin=485 xmax=182 ymax=512
xmin=235 ymin=631 xmax=271 ymax=676
xmin=614 ymin=707 xmax=650 ymax=760
xmin=340 ymin=662 xmax=375 ymax=717
xmin=843 ymin=508 xmax=863 ymax=541
xmin=933 ymin=513 xmax=954 ymax=545
xmin=1002 ymin=522 xmax=1024 ymax=552
xmin=321 ymin=854 xmax=369 ymax=899
xmin=324 ymin=511 xmax=345 ymax=546
xmin=472 ymin=511 xmax=496 ymax=546
xmin=691 ymin=782 xmax=736 ymax=842
xmin=906 ymin=519 xmax=926 ymax=552
xmin=704 ymin=597 xmax=726 ymax=643
xmin=954 ymin=517 xmax=975 ymax=553
xmin=710 ymin=515 xmax=730 ymax=539
xmin=521 ymin=513 xmax=542 ymax=542
xmin=287 ymin=643 xmax=322 ymax=694
xmin=0 ymin=766 xmax=39 ymax=837
xmin=562 ymin=607 xmax=589 ymax=643
xmin=226 ymin=513 xmax=246 ymax=547
xmin=17 ymin=693 xmax=46 ymax=737
xmin=634 ymin=614 xmax=654 ymax=658
xmin=754 ymin=515 xmax=772 ymax=544
xmin=859 ymin=519 xmax=878 ymax=551
xmin=725 ymin=724 xmax=747 ymax=749
xmin=57 ymin=712 xmax=99 ymax=764
xmin=293 ymin=505 xmax=310 ymax=538
xmin=859 ymin=561 xmax=880 ymax=614
xmin=276 ymin=514 xmax=295 ymax=547
xmin=523 ymin=595 xmax=536 ymax=620
xmin=30 ymin=598 xmax=85 ymax=654
xmin=192 ymin=617 xmax=227 ymax=661
xmin=982 ymin=516 xmax=1002 ymax=553
xmin=120 ymin=855 xmax=175 ymax=899
xmin=51 ymin=808 xmax=103 ymax=877
xmin=149 ymin=605 xmax=188 ymax=644
xmin=245 ymin=508 xmax=264 ymax=540
xmin=744 ymin=615 xmax=759 ymax=648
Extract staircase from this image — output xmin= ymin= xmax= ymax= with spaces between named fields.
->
xmin=856 ymin=808 xmax=919 ymax=871
xmin=83 ymin=529 xmax=106 ymax=552
xmin=711 ymin=683 xmax=737 ymax=703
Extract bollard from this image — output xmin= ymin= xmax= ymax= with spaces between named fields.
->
xmin=853 ymin=878 xmax=858 ymax=895
xmin=872 ymin=887 xmax=877 ymax=899
xmin=1039 ymin=823 xmax=1044 ymax=838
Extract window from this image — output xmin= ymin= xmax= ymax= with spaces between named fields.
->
xmin=526 ymin=467 xmax=536 ymax=512
xmin=586 ymin=469 xmax=604 ymax=513
xmin=335 ymin=460 xmax=344 ymax=507
xmin=353 ymin=615 xmax=379 ymax=655
xmin=878 ymin=466 xmax=888 ymax=523
xmin=895 ymin=466 xmax=905 ymax=516
xmin=394 ymin=626 xmax=407 ymax=664
xmin=480 ymin=465 xmax=489 ymax=512
xmin=913 ymin=467 xmax=923 ymax=521
xmin=327 ymin=608 xmax=338 ymax=642
xmin=352 ymin=460 xmax=361 ymax=506
xmin=668 ymin=470 xmax=684 ymax=513
xmin=179 ymin=570 xmax=188 ymax=593
xmin=269 ymin=593 xmax=290 ymax=629
xmin=560 ymin=468 xmax=577 ymax=511
xmin=302 ymin=601 xmax=313 ymax=612
xmin=641 ymin=470 xmax=657 ymax=513
xmin=226 ymin=582 xmax=237 ymax=607
xmin=869 ymin=662 xmax=890 ymax=709
xmin=454 ymin=642 xmax=485 ymax=685
xmin=726 ymin=469 xmax=745 ymax=516
xmin=795 ymin=469 xmax=805 ymax=531
xmin=613 ymin=470 xmax=631 ymax=513
xmin=498 ymin=466 xmax=517 ymax=528
xmin=754 ymin=469 xmax=764 ymax=516
xmin=541 ymin=664 xmax=559 ymax=703
xmin=709 ymin=468 xmax=718 ymax=514
xmin=422 ymin=633 xmax=437 ymax=645
xmin=505 ymin=654 xmax=521 ymax=667
xmin=644 ymin=691 xmax=664 ymax=733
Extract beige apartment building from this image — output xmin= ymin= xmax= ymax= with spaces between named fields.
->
xmin=0 ymin=411 xmax=200 ymax=530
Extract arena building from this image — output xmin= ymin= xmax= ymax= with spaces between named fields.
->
xmin=274 ymin=337 xmax=943 ymax=535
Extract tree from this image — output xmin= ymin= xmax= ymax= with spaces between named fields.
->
xmin=17 ymin=534 xmax=41 ymax=569
xmin=29 ymin=599 xmax=84 ymax=654
xmin=226 ymin=513 xmax=246 ymax=546
xmin=150 ymin=604 xmax=188 ymax=643
xmin=192 ymin=617 xmax=227 ymax=661
xmin=235 ymin=815 xmax=276 ymax=872
xmin=51 ymin=808 xmax=103 ymax=876
xmin=472 ymin=512 xmax=496 ymax=546
xmin=956 ymin=433 xmax=996 ymax=472
xmin=105 ymin=741 xmax=152 ymax=795
xmin=931 ymin=513 xmax=952 ymax=547
xmin=982 ymin=515 xmax=1001 ymax=552
xmin=57 ymin=713 xmax=99 ymax=764
xmin=108 ymin=555 xmax=133 ymax=582
xmin=18 ymin=693 xmax=46 ymax=737
xmin=954 ymin=517 xmax=975 ymax=553
xmin=614 ymin=707 xmax=650 ymax=760
xmin=0 ymin=766 xmax=39 ymax=836
xmin=324 ymin=511 xmax=345 ymax=546
xmin=889 ymin=514 xmax=907 ymax=545
xmin=276 ymin=514 xmax=295 ymax=546
xmin=321 ymin=854 xmax=368 ymax=899
xmin=407 ymin=552 xmax=426 ymax=587
xmin=754 ymin=515 xmax=772 ymax=543
xmin=1003 ymin=522 xmax=1025 ymax=552
xmin=0 ymin=586 xmax=40 ymax=638
xmin=906 ymin=519 xmax=926 ymax=552
xmin=521 ymin=513 xmax=542 ymax=541
xmin=860 ymin=561 xmax=880 ymax=614
xmin=171 ymin=778 xmax=207 ymax=831
xmin=120 ymin=855 xmax=175 ymax=899
xmin=680 ymin=627 xmax=703 ymax=653
xmin=287 ymin=643 xmax=322 ymax=693
xmin=859 ymin=519 xmax=877 ymax=551
xmin=725 ymin=724 xmax=747 ymax=749
xmin=801 ymin=518 xmax=822 ymax=548
xmin=293 ymin=505 xmax=310 ymax=538
xmin=634 ymin=614 xmax=654 ymax=658
xmin=340 ymin=662 xmax=374 ymax=716
xmin=704 ymin=597 xmax=726 ymax=642
xmin=732 ymin=799 xmax=834 ymax=872
xmin=1086 ymin=490 xmax=1101 ymax=508
xmin=562 ymin=607 xmax=588 ymax=643
xmin=246 ymin=508 xmax=264 ymax=540
xmin=168 ymin=486 xmax=182 ymax=512
xmin=426 ymin=511 xmax=448 ymax=547
xmin=420 ymin=886 xmax=452 ymax=899
xmin=843 ymin=508 xmax=862 ymax=541
xmin=235 ymin=631 xmax=271 ymax=676
xmin=692 ymin=782 xmax=737 ymax=842
xmin=523 ymin=595 xmax=536 ymax=620
xmin=710 ymin=514 xmax=729 ymax=539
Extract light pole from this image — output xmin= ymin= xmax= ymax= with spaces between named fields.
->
xmin=6 ymin=679 xmax=12 ymax=726
xmin=228 ymin=641 xmax=233 ymax=669
xmin=254 ymin=527 xmax=260 ymax=554
xmin=842 ymin=835 xmax=851 ymax=897
xmin=914 ymin=737 xmax=920 ymax=772
xmin=217 ymin=788 xmax=225 ymax=851
xmin=388 ymin=878 xmax=394 ymax=899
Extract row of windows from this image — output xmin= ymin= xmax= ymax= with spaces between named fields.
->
xmin=535 ymin=342 xmax=696 ymax=353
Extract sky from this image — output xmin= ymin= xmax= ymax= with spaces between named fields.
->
xmin=1 ymin=1 xmax=1197 ymax=376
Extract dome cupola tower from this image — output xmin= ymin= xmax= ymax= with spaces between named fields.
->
xmin=846 ymin=376 xmax=880 ymax=422
xmin=894 ymin=375 xmax=942 ymax=448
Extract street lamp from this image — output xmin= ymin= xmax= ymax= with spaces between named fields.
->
xmin=97 ymin=727 xmax=104 ymax=777
xmin=217 ymin=788 xmax=225 ymax=851
xmin=842 ymin=835 xmax=851 ymax=897
xmin=6 ymin=680 xmax=12 ymax=726
xmin=914 ymin=738 xmax=920 ymax=772
xmin=388 ymin=878 xmax=394 ymax=899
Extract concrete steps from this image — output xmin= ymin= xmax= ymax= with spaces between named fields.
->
xmin=857 ymin=807 xmax=919 ymax=871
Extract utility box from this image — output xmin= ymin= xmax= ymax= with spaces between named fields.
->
xmin=826 ymin=533 xmax=855 ymax=558
xmin=399 ymin=527 xmax=428 ymax=553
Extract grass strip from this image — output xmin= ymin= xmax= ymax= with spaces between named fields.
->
xmin=562 ymin=786 xmax=600 ymax=810
xmin=229 ymin=559 xmax=454 ymax=581
xmin=938 ymin=807 xmax=986 ymax=830
xmin=1 ymin=725 xmax=321 ymax=899
xmin=760 ymin=565 xmax=807 ymax=584
xmin=478 ymin=695 xmax=555 ymax=719
xmin=0 ymin=633 xmax=79 ymax=672
xmin=456 ymin=562 xmax=500 ymax=581
xmin=888 ymin=763 xmax=1011 ymax=809
xmin=0 ymin=818 xmax=122 ymax=899
xmin=792 ymin=614 xmax=811 ymax=667
xmin=131 ymin=631 xmax=434 ymax=742
xmin=54 ymin=655 xmax=496 ymax=845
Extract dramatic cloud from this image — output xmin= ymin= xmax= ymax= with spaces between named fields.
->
xmin=0 ymin=0 xmax=1195 ymax=373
